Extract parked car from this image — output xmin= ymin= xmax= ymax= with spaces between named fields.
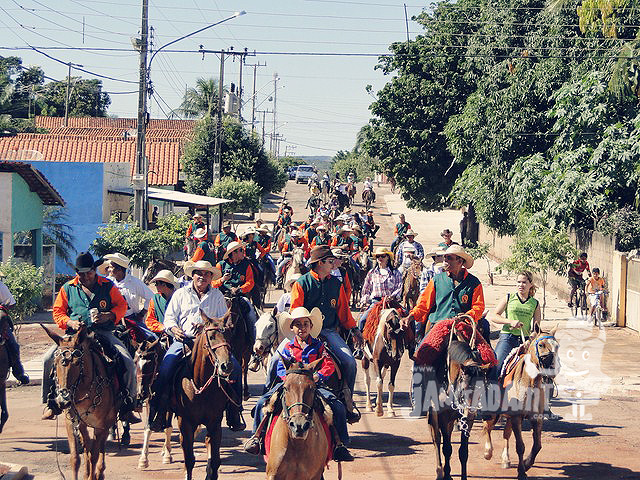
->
xmin=288 ymin=166 xmax=297 ymax=180
xmin=295 ymin=165 xmax=315 ymax=184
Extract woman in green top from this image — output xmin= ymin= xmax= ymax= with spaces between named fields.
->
xmin=489 ymin=271 xmax=541 ymax=378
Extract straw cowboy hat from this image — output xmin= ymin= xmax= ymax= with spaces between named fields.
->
xmin=352 ymin=225 xmax=363 ymax=234
xmin=278 ymin=307 xmax=323 ymax=340
xmin=316 ymin=224 xmax=328 ymax=231
xmin=223 ymin=241 xmax=244 ymax=260
xmin=103 ymin=252 xmax=130 ymax=270
xmin=241 ymin=226 xmax=256 ymax=238
xmin=256 ymin=225 xmax=270 ymax=235
xmin=405 ymin=229 xmax=417 ymax=237
xmin=182 ymin=260 xmax=195 ymax=277
xmin=290 ymin=229 xmax=302 ymax=238
xmin=189 ymin=260 xmax=222 ymax=280
xmin=373 ymin=246 xmax=394 ymax=263
xmin=194 ymin=227 xmax=208 ymax=239
xmin=424 ymin=246 xmax=446 ymax=266
xmin=337 ymin=226 xmax=353 ymax=235
xmin=284 ymin=273 xmax=302 ymax=292
xmin=150 ymin=269 xmax=179 ymax=289
xmin=444 ymin=244 xmax=474 ymax=269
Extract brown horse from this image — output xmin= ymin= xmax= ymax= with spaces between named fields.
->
xmin=226 ymin=295 xmax=254 ymax=400
xmin=265 ymin=358 xmax=333 ymax=480
xmin=401 ymin=256 xmax=423 ymax=311
xmin=42 ymin=324 xmax=119 ymax=480
xmin=346 ymin=182 xmax=356 ymax=205
xmin=481 ymin=327 xmax=560 ymax=480
xmin=171 ymin=311 xmax=239 ymax=480
xmin=136 ymin=337 xmax=174 ymax=469
xmin=422 ymin=315 xmax=490 ymax=480
xmin=362 ymin=307 xmax=414 ymax=417
xmin=0 ymin=309 xmax=10 ymax=434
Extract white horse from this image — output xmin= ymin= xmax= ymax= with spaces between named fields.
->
xmin=252 ymin=309 xmax=287 ymax=371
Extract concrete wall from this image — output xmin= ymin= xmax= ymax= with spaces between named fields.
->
xmin=11 ymin=173 xmax=43 ymax=232
xmin=103 ymin=163 xmax=131 ymax=221
xmin=0 ymin=173 xmax=12 ymax=261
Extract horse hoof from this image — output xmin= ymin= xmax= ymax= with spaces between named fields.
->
xmin=162 ymin=455 xmax=173 ymax=464
xmin=376 ymin=409 xmax=383 ymax=417
xmin=137 ymin=458 xmax=149 ymax=469
xmin=502 ymin=461 xmax=511 ymax=469
xmin=121 ymin=431 xmax=131 ymax=448
xmin=386 ymin=410 xmax=395 ymax=418
xmin=484 ymin=450 xmax=493 ymax=460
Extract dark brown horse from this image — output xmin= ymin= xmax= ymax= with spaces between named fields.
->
xmin=362 ymin=306 xmax=414 ymax=417
xmin=266 ymin=358 xmax=333 ymax=480
xmin=481 ymin=327 xmax=560 ymax=480
xmin=423 ymin=315 xmax=490 ymax=480
xmin=226 ymin=295 xmax=254 ymax=400
xmin=42 ymin=324 xmax=119 ymax=480
xmin=401 ymin=256 xmax=422 ymax=311
xmin=171 ymin=311 xmax=238 ymax=480
xmin=0 ymin=309 xmax=10 ymax=434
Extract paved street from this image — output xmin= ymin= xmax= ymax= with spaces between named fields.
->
xmin=2 ymin=179 xmax=640 ymax=479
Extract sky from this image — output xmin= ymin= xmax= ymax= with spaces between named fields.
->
xmin=0 ymin=0 xmax=427 ymax=157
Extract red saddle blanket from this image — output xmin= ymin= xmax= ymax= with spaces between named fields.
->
xmin=264 ymin=414 xmax=333 ymax=464
xmin=413 ymin=318 xmax=497 ymax=367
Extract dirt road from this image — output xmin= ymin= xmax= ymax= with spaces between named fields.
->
xmin=2 ymin=179 xmax=640 ymax=479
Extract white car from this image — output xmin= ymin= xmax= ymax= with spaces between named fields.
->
xmin=295 ymin=165 xmax=315 ymax=184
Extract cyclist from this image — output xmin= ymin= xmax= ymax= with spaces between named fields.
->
xmin=586 ymin=267 xmax=607 ymax=320
xmin=568 ymin=252 xmax=591 ymax=308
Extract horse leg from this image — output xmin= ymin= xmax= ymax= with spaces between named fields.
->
xmin=0 ymin=381 xmax=7 ymax=433
xmin=511 ymin=416 xmax=527 ymax=480
xmin=138 ymin=402 xmax=151 ymax=469
xmin=374 ymin=362 xmax=384 ymax=417
xmin=77 ymin=423 xmax=91 ymax=480
xmin=204 ymin=421 xmax=222 ymax=480
xmin=94 ymin=429 xmax=108 ymax=480
xmin=243 ymin=357 xmax=250 ymax=401
xmin=387 ymin=360 xmax=399 ymax=417
xmin=482 ymin=415 xmax=499 ymax=460
xmin=178 ymin=418 xmax=196 ymax=480
xmin=65 ymin=419 xmax=81 ymax=480
xmin=162 ymin=424 xmax=174 ymax=464
xmin=121 ymin=420 xmax=130 ymax=448
xmin=502 ymin=417 xmax=513 ymax=468
xmin=440 ymin=417 xmax=455 ymax=480
xmin=459 ymin=413 xmax=475 ymax=480
xmin=524 ymin=415 xmax=543 ymax=471
xmin=428 ymin=409 xmax=445 ymax=480
xmin=363 ymin=358 xmax=373 ymax=412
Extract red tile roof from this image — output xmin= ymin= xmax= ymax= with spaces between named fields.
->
xmin=0 ymin=160 xmax=65 ymax=206
xmin=35 ymin=116 xmax=196 ymax=130
xmin=0 ymin=136 xmax=180 ymax=186
xmin=40 ymin=128 xmax=192 ymax=141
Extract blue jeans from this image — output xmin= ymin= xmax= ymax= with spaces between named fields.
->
xmin=253 ymin=383 xmax=349 ymax=445
xmin=155 ymin=340 xmax=242 ymax=400
xmin=492 ymin=333 xmax=522 ymax=381
xmin=358 ymin=302 xmax=376 ymax=331
xmin=321 ymin=328 xmax=356 ymax=394
xmin=4 ymin=330 xmax=25 ymax=376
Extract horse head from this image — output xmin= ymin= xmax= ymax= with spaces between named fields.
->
xmin=524 ymin=324 xmax=560 ymax=380
xmin=291 ymin=247 xmax=305 ymax=266
xmin=134 ymin=337 xmax=161 ymax=402
xmin=281 ymin=357 xmax=323 ymax=439
xmin=42 ymin=323 xmax=91 ymax=409
xmin=253 ymin=309 xmax=278 ymax=358
xmin=359 ymin=249 xmax=372 ymax=271
xmin=379 ymin=309 xmax=405 ymax=361
xmin=198 ymin=311 xmax=234 ymax=378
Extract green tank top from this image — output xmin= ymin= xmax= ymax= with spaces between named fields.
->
xmin=502 ymin=293 xmax=538 ymax=336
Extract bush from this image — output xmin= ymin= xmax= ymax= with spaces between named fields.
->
xmin=91 ymin=213 xmax=190 ymax=268
xmin=0 ymin=258 xmax=44 ymax=324
xmin=599 ymin=206 xmax=640 ymax=252
xmin=208 ymin=177 xmax=261 ymax=213
xmin=331 ymin=153 xmax=375 ymax=182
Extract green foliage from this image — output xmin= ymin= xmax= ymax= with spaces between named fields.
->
xmin=207 ymin=177 xmax=261 ymax=213
xmin=40 ymin=77 xmax=111 ymax=117
xmin=330 ymin=151 xmax=374 ymax=181
xmin=465 ymin=242 xmax=490 ymax=261
xmin=91 ymin=213 xmax=189 ymax=268
xmin=176 ymin=77 xmax=219 ymax=118
xmin=278 ymin=156 xmax=305 ymax=170
xmin=181 ymin=115 xmax=285 ymax=196
xmin=599 ymin=206 xmax=640 ymax=251
xmin=0 ymin=258 xmax=44 ymax=323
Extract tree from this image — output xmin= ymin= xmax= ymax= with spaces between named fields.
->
xmin=499 ymin=215 xmax=578 ymax=319
xmin=0 ymin=258 xmax=44 ymax=326
xmin=330 ymin=150 xmax=374 ymax=181
xmin=40 ymin=78 xmax=110 ymax=117
xmin=208 ymin=178 xmax=261 ymax=213
xmin=278 ymin=156 xmax=305 ymax=170
xmin=176 ymin=77 xmax=220 ymax=118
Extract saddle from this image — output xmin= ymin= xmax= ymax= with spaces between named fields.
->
xmin=500 ymin=342 xmax=529 ymax=389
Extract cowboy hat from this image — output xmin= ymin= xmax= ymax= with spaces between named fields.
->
xmin=150 ymin=269 xmax=179 ymax=289
xmin=331 ymin=248 xmax=350 ymax=260
xmin=290 ymin=229 xmax=302 ymax=238
xmin=256 ymin=226 xmax=270 ymax=235
xmin=194 ymin=227 xmax=208 ymax=239
xmin=222 ymin=221 xmax=232 ymax=228
xmin=343 ymin=207 xmax=352 ymax=214
xmin=278 ymin=307 xmax=323 ymax=340
xmin=425 ymin=246 xmax=446 ymax=257
xmin=308 ymin=245 xmax=336 ymax=265
xmin=352 ymin=225 xmax=362 ymax=233
xmin=192 ymin=213 xmax=203 ymax=220
xmin=440 ymin=228 xmax=453 ymax=236
xmin=373 ymin=246 xmax=394 ymax=263
xmin=405 ymin=229 xmax=417 ymax=237
xmin=183 ymin=260 xmax=195 ymax=277
xmin=444 ymin=244 xmax=474 ymax=269
xmin=223 ymin=241 xmax=244 ymax=260
xmin=75 ymin=251 xmax=100 ymax=273
xmin=189 ymin=260 xmax=222 ymax=280
xmin=337 ymin=226 xmax=353 ymax=235
xmin=316 ymin=224 xmax=328 ymax=231
xmin=240 ymin=226 xmax=256 ymax=238
xmin=103 ymin=253 xmax=130 ymax=269
xmin=284 ymin=273 xmax=302 ymax=292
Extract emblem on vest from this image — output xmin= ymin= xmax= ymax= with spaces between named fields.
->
xmin=461 ymin=294 xmax=469 ymax=304
xmin=240 ymin=275 xmax=245 ymax=281
xmin=99 ymin=299 xmax=107 ymax=309
xmin=330 ymin=298 xmax=337 ymax=307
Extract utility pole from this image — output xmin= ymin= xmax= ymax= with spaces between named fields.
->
xmin=272 ymin=72 xmax=278 ymax=157
xmin=133 ymin=0 xmax=149 ymax=229
xmin=214 ymin=49 xmax=225 ymax=183
xmin=237 ymin=48 xmax=248 ymax=121
xmin=246 ymin=61 xmax=266 ymax=131
xmin=64 ymin=62 xmax=83 ymax=127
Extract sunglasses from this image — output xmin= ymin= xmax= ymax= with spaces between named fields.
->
xmin=155 ymin=280 xmax=174 ymax=288
xmin=444 ymin=255 xmax=461 ymax=262
xmin=192 ymin=270 xmax=211 ymax=277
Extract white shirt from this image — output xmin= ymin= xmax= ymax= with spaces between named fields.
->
xmin=109 ymin=273 xmax=153 ymax=317
xmin=164 ymin=283 xmax=228 ymax=338
xmin=0 ymin=281 xmax=16 ymax=307
xmin=275 ymin=292 xmax=292 ymax=314
xmin=364 ymin=180 xmax=373 ymax=190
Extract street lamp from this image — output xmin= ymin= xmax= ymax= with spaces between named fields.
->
xmin=133 ymin=9 xmax=246 ymax=229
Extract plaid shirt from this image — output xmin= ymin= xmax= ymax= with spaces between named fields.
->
xmin=361 ymin=266 xmax=403 ymax=304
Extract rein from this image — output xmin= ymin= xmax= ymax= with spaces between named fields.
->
xmin=281 ymin=369 xmax=316 ymax=425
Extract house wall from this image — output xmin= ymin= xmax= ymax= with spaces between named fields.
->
xmin=0 ymin=173 xmax=12 ymax=261
xmin=103 ymin=163 xmax=131 ymax=221
xmin=11 ymin=173 xmax=43 ymax=233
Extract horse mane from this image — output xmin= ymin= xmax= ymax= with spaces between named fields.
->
xmin=448 ymin=340 xmax=481 ymax=366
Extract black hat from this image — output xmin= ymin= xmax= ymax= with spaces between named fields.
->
xmin=308 ymin=245 xmax=336 ymax=265
xmin=75 ymin=252 xmax=97 ymax=273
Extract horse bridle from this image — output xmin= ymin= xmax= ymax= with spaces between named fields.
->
xmin=281 ymin=369 xmax=316 ymax=426
xmin=202 ymin=325 xmax=231 ymax=377
xmin=533 ymin=334 xmax=558 ymax=372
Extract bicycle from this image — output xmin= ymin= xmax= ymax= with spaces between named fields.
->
xmin=590 ymin=290 xmax=608 ymax=328
xmin=569 ymin=276 xmax=588 ymax=318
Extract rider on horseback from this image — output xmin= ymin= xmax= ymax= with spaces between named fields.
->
xmin=275 ymin=230 xmax=309 ymax=288
xmin=310 ymin=224 xmax=331 ymax=247
xmin=395 ymin=230 xmax=424 ymax=274
xmin=44 ymin=252 xmax=139 ymax=423
xmin=214 ymin=222 xmax=238 ymax=262
xmin=145 ymin=270 xmax=179 ymax=335
xmin=391 ymin=214 xmax=411 ymax=252
xmin=256 ymin=226 xmax=276 ymax=283
xmin=184 ymin=213 xmax=205 ymax=257
xmin=148 ymin=260 xmax=245 ymax=432
xmin=0 ymin=278 xmax=29 ymax=385
xmin=190 ymin=227 xmax=216 ymax=264
xmin=240 ymin=227 xmax=268 ymax=278
xmin=364 ymin=209 xmax=379 ymax=239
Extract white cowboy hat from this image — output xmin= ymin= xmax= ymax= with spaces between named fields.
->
xmin=194 ymin=227 xmax=208 ymax=239
xmin=337 ymin=226 xmax=353 ymax=235
xmin=189 ymin=260 xmax=222 ymax=280
xmin=150 ymin=269 xmax=179 ymax=289
xmin=278 ymin=307 xmax=323 ymax=340
xmin=256 ymin=226 xmax=271 ymax=235
xmin=444 ymin=244 xmax=474 ymax=269
xmin=103 ymin=253 xmax=130 ymax=269
xmin=331 ymin=248 xmax=350 ymax=260
xmin=192 ymin=213 xmax=204 ymax=220
xmin=290 ymin=229 xmax=302 ymax=238
xmin=223 ymin=241 xmax=244 ymax=260
xmin=284 ymin=273 xmax=302 ymax=292
xmin=316 ymin=224 xmax=328 ymax=231
xmin=241 ymin=226 xmax=257 ymax=237
xmin=405 ymin=229 xmax=417 ymax=237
